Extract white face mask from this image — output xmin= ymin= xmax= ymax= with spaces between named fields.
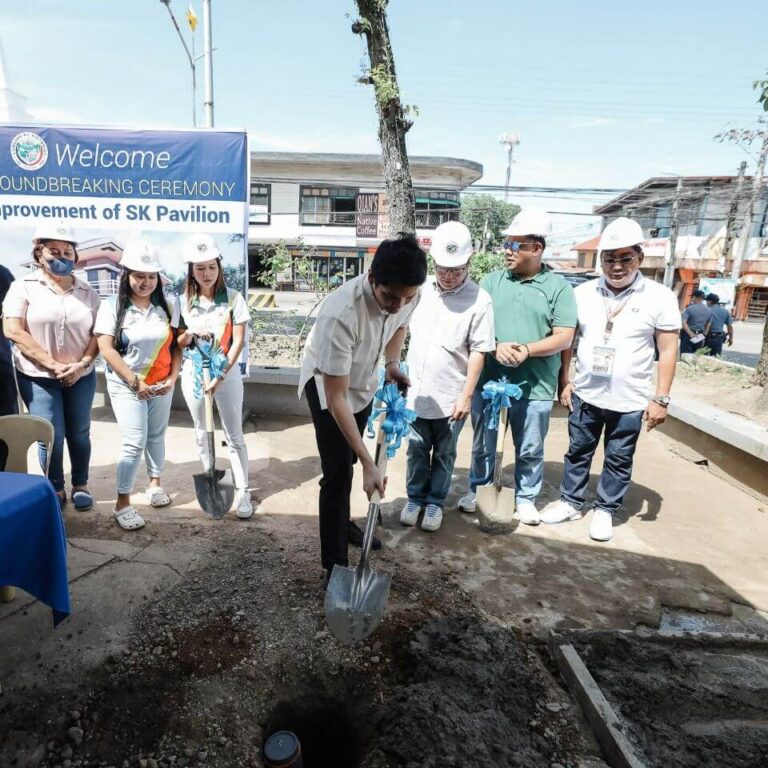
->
xmin=604 ymin=271 xmax=636 ymax=289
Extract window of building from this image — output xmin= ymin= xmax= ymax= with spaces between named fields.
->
xmin=250 ymin=184 xmax=270 ymax=225
xmin=299 ymin=186 xmax=358 ymax=226
xmin=414 ymin=190 xmax=460 ymax=229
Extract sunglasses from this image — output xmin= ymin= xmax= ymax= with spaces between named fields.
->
xmin=503 ymin=241 xmax=536 ymax=252
xmin=601 ymin=255 xmax=637 ymax=267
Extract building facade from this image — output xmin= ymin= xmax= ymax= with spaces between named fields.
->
xmin=594 ymin=176 xmax=768 ymax=319
xmin=247 ymin=152 xmax=483 ymax=290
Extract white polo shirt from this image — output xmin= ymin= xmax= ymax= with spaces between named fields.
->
xmin=94 ymin=296 xmax=179 ymax=385
xmin=298 ymin=274 xmax=419 ymax=412
xmin=572 ymin=273 xmax=681 ymax=412
xmin=406 ymin=276 xmax=495 ymax=419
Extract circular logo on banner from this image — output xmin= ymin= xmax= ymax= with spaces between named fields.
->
xmin=446 ymin=241 xmax=459 ymax=255
xmin=10 ymin=132 xmax=49 ymax=171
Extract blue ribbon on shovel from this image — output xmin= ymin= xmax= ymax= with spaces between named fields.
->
xmin=481 ymin=377 xmax=524 ymax=429
xmin=190 ymin=338 xmax=228 ymax=398
xmin=366 ymin=366 xmax=417 ymax=459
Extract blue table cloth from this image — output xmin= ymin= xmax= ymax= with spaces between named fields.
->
xmin=0 ymin=471 xmax=70 ymax=626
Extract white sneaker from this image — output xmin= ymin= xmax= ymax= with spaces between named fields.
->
xmin=400 ymin=500 xmax=421 ymax=527
xmin=457 ymin=491 xmax=476 ymax=513
xmin=421 ymin=504 xmax=443 ymax=532
xmin=515 ymin=500 xmax=540 ymax=526
xmin=589 ymin=508 xmax=613 ymax=541
xmin=541 ymin=500 xmax=584 ymax=525
xmin=236 ymin=490 xmax=254 ymax=520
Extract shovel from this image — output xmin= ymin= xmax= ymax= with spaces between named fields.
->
xmin=475 ymin=407 xmax=518 ymax=534
xmin=325 ymin=415 xmax=392 ymax=646
xmin=193 ymin=359 xmax=236 ymax=519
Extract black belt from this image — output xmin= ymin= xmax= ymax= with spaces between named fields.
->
xmin=708 ymin=331 xmax=725 ymax=336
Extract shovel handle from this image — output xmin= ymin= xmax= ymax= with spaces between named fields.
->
xmin=492 ymin=407 xmax=508 ymax=490
xmin=202 ymin=364 xmax=215 ymax=432
xmin=358 ymin=416 xmax=388 ymax=574
xmin=369 ymin=414 xmax=388 ymax=505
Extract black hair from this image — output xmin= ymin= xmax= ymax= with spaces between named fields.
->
xmin=184 ymin=257 xmax=225 ymax=309
xmin=692 ymin=289 xmax=706 ymax=299
xmin=530 ymin=235 xmax=546 ymax=251
xmin=632 ymin=245 xmax=643 ymax=255
xmin=370 ymin=233 xmax=427 ymax=287
xmin=706 ymin=293 xmax=720 ymax=304
xmin=113 ymin=268 xmax=172 ymax=353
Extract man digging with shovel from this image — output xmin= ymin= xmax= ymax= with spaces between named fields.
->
xmin=299 ymin=234 xmax=427 ymax=586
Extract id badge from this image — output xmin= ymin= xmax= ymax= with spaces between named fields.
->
xmin=592 ymin=346 xmax=615 ymax=379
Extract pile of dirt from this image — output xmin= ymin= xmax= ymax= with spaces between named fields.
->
xmin=377 ymin=617 xmax=574 ymax=767
xmin=0 ymin=528 xmax=592 ymax=768
xmin=573 ymin=632 xmax=768 ymax=768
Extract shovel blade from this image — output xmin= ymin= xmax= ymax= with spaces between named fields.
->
xmin=324 ymin=564 xmax=392 ymax=646
xmin=475 ymin=484 xmax=518 ymax=534
xmin=193 ymin=468 xmax=236 ymax=519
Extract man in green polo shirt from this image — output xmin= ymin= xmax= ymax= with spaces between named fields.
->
xmin=458 ymin=209 xmax=577 ymax=525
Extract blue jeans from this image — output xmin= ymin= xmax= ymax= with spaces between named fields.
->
xmin=106 ymin=372 xmax=174 ymax=494
xmin=469 ymin=389 xmax=553 ymax=503
xmin=16 ymin=369 xmax=96 ymax=492
xmin=560 ymin=394 xmax=643 ymax=515
xmin=406 ymin=416 xmax=465 ymax=506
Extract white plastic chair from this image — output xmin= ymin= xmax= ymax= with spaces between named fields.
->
xmin=0 ymin=414 xmax=55 ymax=603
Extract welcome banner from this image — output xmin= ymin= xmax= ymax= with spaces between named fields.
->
xmin=0 ymin=124 xmax=250 ymax=368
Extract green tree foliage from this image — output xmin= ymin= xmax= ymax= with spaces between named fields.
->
xmin=460 ymin=195 xmax=520 ymax=250
xmin=468 ymin=251 xmax=506 ymax=283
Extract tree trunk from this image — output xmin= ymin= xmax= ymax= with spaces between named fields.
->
xmin=756 ymin=317 xmax=768 ymax=389
xmin=353 ymin=0 xmax=415 ymax=236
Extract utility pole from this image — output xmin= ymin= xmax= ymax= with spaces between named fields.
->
xmin=663 ymin=176 xmax=684 ymax=288
xmin=160 ymin=0 xmax=197 ymax=127
xmin=732 ymin=134 xmax=768 ymax=283
xmin=499 ymin=133 xmax=520 ymax=202
xmin=202 ymin=0 xmax=214 ymax=127
xmin=720 ymin=161 xmax=747 ymax=272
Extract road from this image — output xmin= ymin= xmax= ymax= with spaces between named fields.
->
xmin=723 ymin=320 xmax=764 ymax=367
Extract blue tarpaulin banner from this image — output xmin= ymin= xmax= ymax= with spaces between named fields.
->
xmin=0 ymin=123 xmax=250 ymax=369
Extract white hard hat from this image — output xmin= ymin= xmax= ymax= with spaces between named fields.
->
xmin=33 ymin=220 xmax=77 ymax=245
xmin=182 ymin=233 xmax=222 ymax=264
xmin=502 ymin=208 xmax=553 ymax=239
xmin=598 ymin=217 xmax=644 ymax=252
xmin=119 ymin=239 xmax=164 ymax=273
xmin=430 ymin=221 xmax=473 ymax=267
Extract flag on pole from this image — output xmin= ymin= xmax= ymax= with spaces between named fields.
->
xmin=186 ymin=4 xmax=198 ymax=32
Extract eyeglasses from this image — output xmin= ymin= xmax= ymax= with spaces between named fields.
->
xmin=435 ymin=264 xmax=468 ymax=277
xmin=601 ymin=255 xmax=636 ymax=267
xmin=502 ymin=241 xmax=535 ymax=252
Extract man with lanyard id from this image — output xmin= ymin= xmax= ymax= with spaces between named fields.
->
xmin=542 ymin=217 xmax=680 ymax=541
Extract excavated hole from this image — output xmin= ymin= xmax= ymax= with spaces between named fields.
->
xmin=263 ymin=693 xmax=370 ymax=768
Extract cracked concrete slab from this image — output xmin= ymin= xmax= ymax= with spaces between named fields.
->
xmin=0 ymin=559 xmax=188 ymax=691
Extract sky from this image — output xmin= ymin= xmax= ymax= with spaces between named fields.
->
xmin=2 ymin=0 xmax=767 ymax=249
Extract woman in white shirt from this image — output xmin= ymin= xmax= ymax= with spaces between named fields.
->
xmin=3 ymin=222 xmax=100 ymax=510
xmin=95 ymin=240 xmax=182 ymax=531
xmin=174 ymin=234 xmax=253 ymax=519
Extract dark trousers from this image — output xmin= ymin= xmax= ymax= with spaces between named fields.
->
xmin=305 ymin=377 xmax=373 ymax=572
xmin=680 ymin=330 xmax=706 ymax=354
xmin=706 ymin=332 xmax=725 ymax=356
xmin=0 ymin=359 xmax=18 ymax=417
xmin=560 ymin=394 xmax=644 ymax=516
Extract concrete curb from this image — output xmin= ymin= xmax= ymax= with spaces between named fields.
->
xmin=668 ymin=397 xmax=768 ymax=462
xmin=547 ymin=636 xmax=647 ymax=768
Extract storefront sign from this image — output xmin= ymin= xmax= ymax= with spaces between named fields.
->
xmin=355 ymin=192 xmax=378 ymax=238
